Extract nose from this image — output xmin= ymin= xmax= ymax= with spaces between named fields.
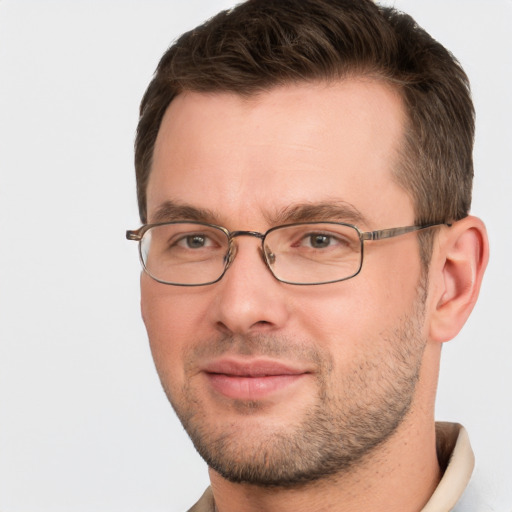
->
xmin=210 ymin=234 xmax=290 ymax=336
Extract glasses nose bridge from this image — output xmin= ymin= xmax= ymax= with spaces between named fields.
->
xmin=225 ymin=230 xmax=269 ymax=270
xmin=229 ymin=230 xmax=266 ymax=241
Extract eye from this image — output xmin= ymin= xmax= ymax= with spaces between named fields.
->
xmin=175 ymin=233 xmax=216 ymax=249
xmin=296 ymin=232 xmax=348 ymax=249
xmin=183 ymin=234 xmax=208 ymax=248
xmin=307 ymin=234 xmax=333 ymax=249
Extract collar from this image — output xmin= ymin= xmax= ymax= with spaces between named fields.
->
xmin=420 ymin=422 xmax=474 ymax=511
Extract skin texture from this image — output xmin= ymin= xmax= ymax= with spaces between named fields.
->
xmin=140 ymin=80 xmax=489 ymax=512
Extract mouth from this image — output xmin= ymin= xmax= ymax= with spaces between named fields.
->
xmin=201 ymin=359 xmax=310 ymax=400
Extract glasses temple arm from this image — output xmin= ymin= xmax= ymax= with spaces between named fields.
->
xmin=361 ymin=222 xmax=452 ymax=241
xmin=126 ymin=230 xmax=142 ymax=241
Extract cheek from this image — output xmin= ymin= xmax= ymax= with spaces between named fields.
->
xmin=140 ymin=276 xmax=211 ymax=380
xmin=293 ymin=247 xmax=424 ymax=355
xmin=364 ymin=238 xmax=424 ymax=304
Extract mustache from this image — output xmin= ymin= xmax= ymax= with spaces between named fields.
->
xmin=186 ymin=333 xmax=332 ymax=370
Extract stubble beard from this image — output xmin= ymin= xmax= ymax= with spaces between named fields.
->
xmin=159 ymin=284 xmax=428 ymax=488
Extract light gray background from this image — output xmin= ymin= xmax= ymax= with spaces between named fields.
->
xmin=0 ymin=1 xmax=510 ymax=511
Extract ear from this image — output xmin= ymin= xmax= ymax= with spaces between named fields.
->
xmin=428 ymin=216 xmax=489 ymax=343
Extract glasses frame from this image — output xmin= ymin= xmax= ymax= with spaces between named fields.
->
xmin=126 ymin=220 xmax=451 ymax=286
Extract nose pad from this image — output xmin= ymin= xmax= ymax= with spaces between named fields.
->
xmin=223 ymin=238 xmax=275 ymax=278
xmin=264 ymin=244 xmax=276 ymax=265
xmin=224 ymin=241 xmax=238 ymax=269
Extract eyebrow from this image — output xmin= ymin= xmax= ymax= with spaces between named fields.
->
xmin=267 ymin=201 xmax=369 ymax=227
xmin=151 ymin=201 xmax=219 ymax=224
xmin=149 ymin=200 xmax=369 ymax=228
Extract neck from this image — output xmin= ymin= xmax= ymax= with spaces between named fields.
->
xmin=209 ymin=416 xmax=441 ymax=512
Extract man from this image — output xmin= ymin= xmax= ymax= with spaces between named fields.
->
xmin=126 ymin=1 xmax=488 ymax=510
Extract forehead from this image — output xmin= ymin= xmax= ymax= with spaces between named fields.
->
xmin=148 ymin=79 xmax=412 ymax=228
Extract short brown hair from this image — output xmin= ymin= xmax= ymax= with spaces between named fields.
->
xmin=135 ymin=0 xmax=474 ymax=262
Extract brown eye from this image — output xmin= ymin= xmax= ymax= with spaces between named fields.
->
xmin=309 ymin=234 xmax=331 ymax=248
xmin=185 ymin=235 xmax=207 ymax=248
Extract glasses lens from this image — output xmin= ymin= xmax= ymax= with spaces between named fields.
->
xmin=265 ymin=223 xmax=362 ymax=284
xmin=140 ymin=223 xmax=229 ymax=285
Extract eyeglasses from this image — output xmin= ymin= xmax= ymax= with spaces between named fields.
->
xmin=126 ymin=221 xmax=449 ymax=286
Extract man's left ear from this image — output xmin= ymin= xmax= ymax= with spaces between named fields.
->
xmin=428 ymin=215 xmax=489 ymax=343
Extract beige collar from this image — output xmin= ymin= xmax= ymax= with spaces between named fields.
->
xmin=420 ymin=422 xmax=474 ymax=511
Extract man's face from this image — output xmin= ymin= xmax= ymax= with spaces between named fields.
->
xmin=141 ymin=80 xmax=429 ymax=485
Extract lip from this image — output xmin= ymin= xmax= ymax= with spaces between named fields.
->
xmin=202 ymin=358 xmax=310 ymax=400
